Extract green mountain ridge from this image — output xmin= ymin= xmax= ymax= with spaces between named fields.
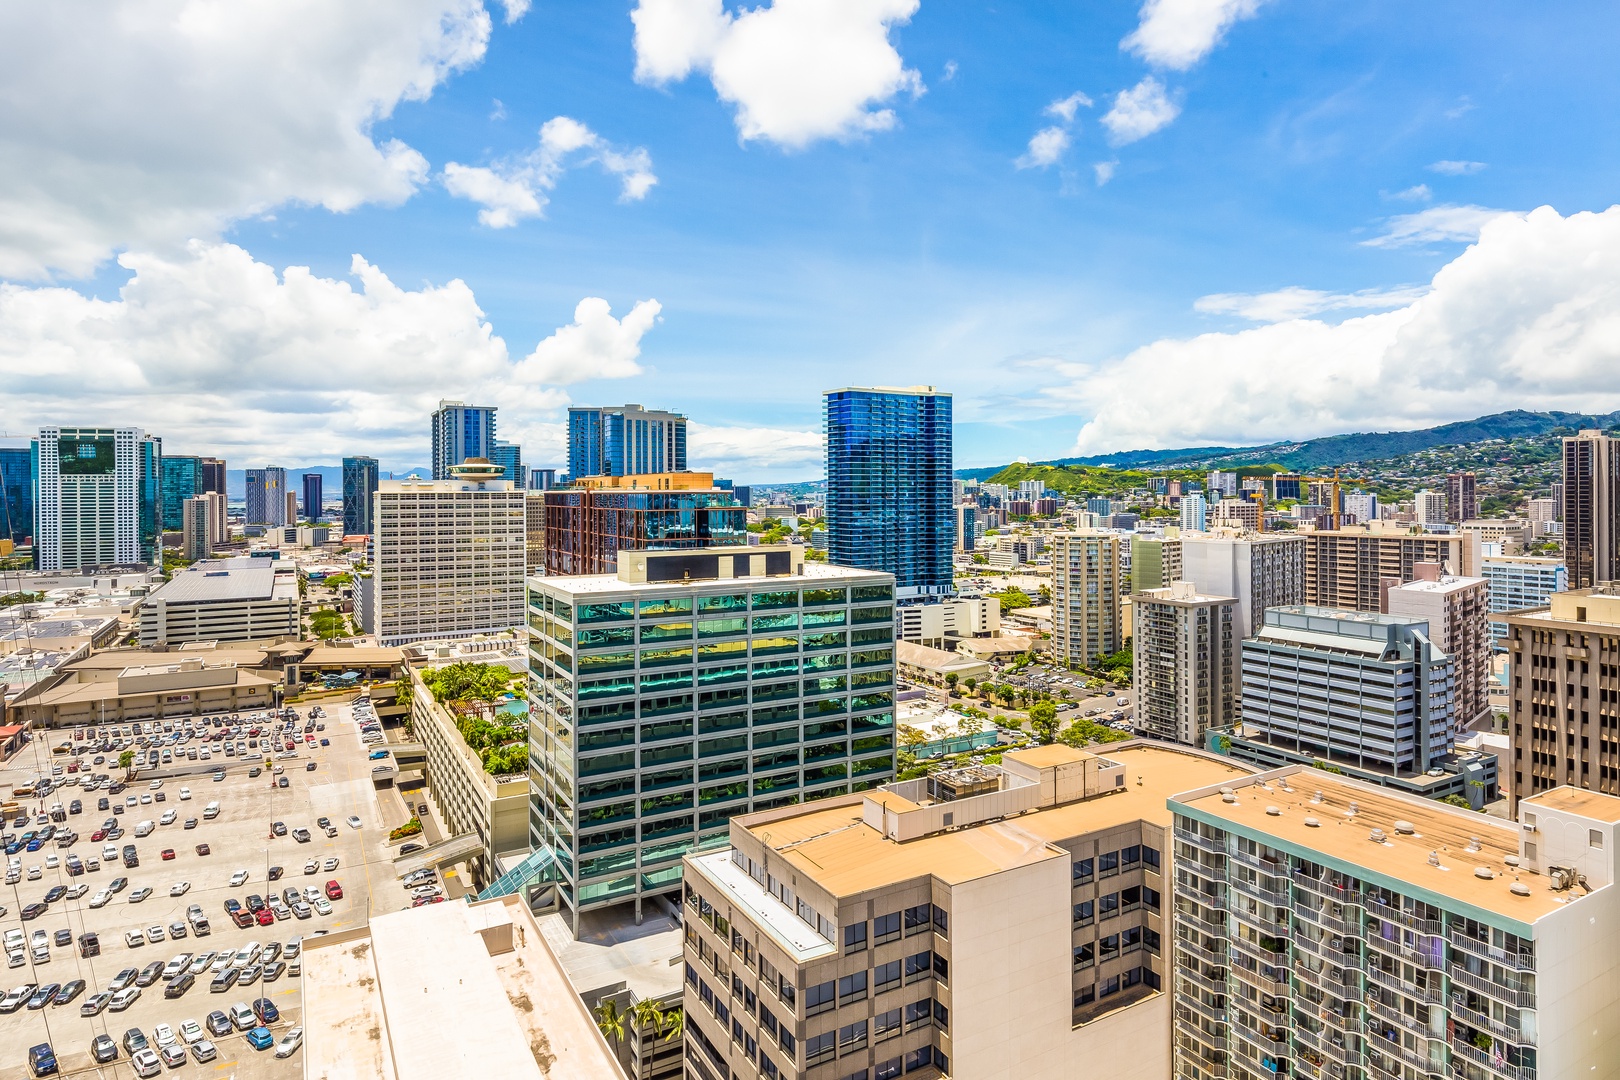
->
xmin=958 ymin=409 xmax=1620 ymax=481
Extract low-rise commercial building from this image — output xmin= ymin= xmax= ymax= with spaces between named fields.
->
xmin=893 ymin=640 xmax=990 ymax=688
xmin=680 ymin=742 xmax=1254 ymax=1080
xmin=8 ymin=646 xmax=284 ymax=728
xmin=302 ymin=893 xmax=622 ymax=1080
xmin=894 ymin=596 xmax=998 ymax=649
xmin=1170 ymin=768 xmax=1620 ymax=1080
xmin=136 ymin=557 xmax=299 ymax=646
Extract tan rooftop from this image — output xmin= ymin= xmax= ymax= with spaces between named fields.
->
xmin=1523 ymin=785 xmax=1620 ymax=824
xmin=1176 ymin=771 xmax=1568 ymax=922
xmin=744 ymin=744 xmax=1251 ymax=899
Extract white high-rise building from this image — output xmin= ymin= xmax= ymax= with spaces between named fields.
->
xmin=373 ymin=460 xmax=527 ymax=646
xmin=1206 ymin=470 xmax=1237 ymax=498
xmin=1481 ymin=553 xmax=1567 ymax=640
xmin=1342 ymin=490 xmax=1378 ymax=524
xmin=1179 ymin=492 xmax=1207 ymax=533
xmin=1414 ymin=488 xmax=1448 ymax=527
xmin=35 ymin=426 xmax=162 ymax=571
xmin=1133 ymin=581 xmax=1237 ymax=745
xmin=181 ymin=492 xmax=223 ymax=562
xmin=1018 ymin=479 xmax=1047 ymax=500
xmin=1386 ymin=563 xmax=1492 ymax=730
xmin=1180 ymin=532 xmax=1307 ymax=638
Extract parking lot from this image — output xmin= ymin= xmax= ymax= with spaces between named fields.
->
xmin=0 ymin=697 xmax=411 ymax=1079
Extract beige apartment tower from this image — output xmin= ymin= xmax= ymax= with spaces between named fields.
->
xmin=1505 ymin=585 xmax=1620 ymax=811
xmin=1385 ymin=563 xmax=1493 ymax=730
xmin=1052 ymin=531 xmax=1122 ymax=669
xmin=679 ymin=742 xmax=1253 ymax=1080
xmin=1302 ymin=526 xmax=1479 ymax=612
xmin=1170 ymin=766 xmax=1620 ymax=1080
xmin=372 ymin=460 xmax=527 ymax=646
xmin=1133 ymin=581 xmax=1238 ymax=746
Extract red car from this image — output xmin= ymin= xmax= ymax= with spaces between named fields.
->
xmin=160 ymin=849 xmax=176 ymax=861
xmin=91 ymin=830 xmax=106 ymax=842
xmin=324 ymin=880 xmax=342 ymax=900
xmin=284 ymin=741 xmax=295 ymax=751
xmin=255 ymin=908 xmax=275 ymax=926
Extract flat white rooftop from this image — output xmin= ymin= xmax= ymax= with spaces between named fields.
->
xmin=687 ymin=850 xmax=838 ymax=964
xmin=530 ymin=560 xmax=888 ymax=596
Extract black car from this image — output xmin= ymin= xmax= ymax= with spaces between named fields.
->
xmin=267 ymin=866 xmax=284 ymax=881
xmin=52 ymin=981 xmax=85 ymax=1006
xmin=68 ymin=801 xmax=81 ymax=815
xmin=164 ymin=972 xmax=194 ymax=998
xmin=53 ymin=929 xmax=71 ymax=947
xmin=223 ymin=898 xmax=242 ymax=915
xmin=245 ymin=894 xmax=266 ymax=913
xmin=21 ymin=902 xmax=48 ymax=920
xmin=43 ymin=885 xmax=67 ymax=903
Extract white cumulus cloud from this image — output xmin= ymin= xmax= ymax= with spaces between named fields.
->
xmin=1102 ymin=77 xmax=1181 ymax=145
xmin=1094 ymin=161 xmax=1119 ymax=185
xmin=1428 ymin=160 xmax=1487 ymax=175
xmin=688 ymin=422 xmax=825 ymax=477
xmin=1051 ymin=205 xmax=1620 ymax=454
xmin=444 ymin=116 xmax=657 ymax=227
xmin=1194 ymin=284 xmax=1430 ymax=322
xmin=1017 ymin=128 xmax=1071 ymax=170
xmin=0 ymin=242 xmax=658 ymax=465
xmin=0 ymin=0 xmax=517 ymax=281
xmin=630 ymin=0 xmax=923 ymax=149
xmin=1122 ymin=0 xmax=1268 ymax=70
xmin=1362 ymin=204 xmax=1518 ymax=249
xmin=1046 ymin=92 xmax=1094 ymax=123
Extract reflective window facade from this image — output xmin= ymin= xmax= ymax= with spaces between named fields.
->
xmin=544 ymin=489 xmax=748 ymax=576
xmin=342 ymin=456 xmax=379 ymax=535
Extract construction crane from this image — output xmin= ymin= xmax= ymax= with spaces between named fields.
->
xmin=1248 ymin=469 xmax=1343 ymax=532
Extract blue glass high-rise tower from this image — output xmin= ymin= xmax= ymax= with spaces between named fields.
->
xmin=160 ymin=455 xmax=203 ymax=531
xmin=824 ymin=386 xmax=954 ymax=598
xmin=0 ymin=438 xmax=33 ymax=547
xmin=342 ymin=456 xmax=379 ymax=534
xmin=566 ymin=404 xmax=686 ymax=480
xmin=431 ymin=400 xmax=497 ymax=479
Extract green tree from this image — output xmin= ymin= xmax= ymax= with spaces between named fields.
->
xmin=991 ymin=588 xmax=1033 ymax=614
xmin=1057 ymin=718 xmax=1129 ymax=748
xmin=660 ymin=1006 xmax=684 ymax=1043
xmin=971 ymin=553 xmax=987 ymax=565
xmin=1029 ymin=702 xmax=1059 ymax=744
xmin=944 ymin=673 xmax=959 ymax=694
xmin=1438 ymin=794 xmax=1473 ymax=810
xmin=630 ymin=998 xmax=666 ymax=1037
xmin=594 ymin=999 xmax=626 ymax=1048
xmin=962 ymin=677 xmax=977 ymax=698
xmin=118 ymin=750 xmax=135 ymax=769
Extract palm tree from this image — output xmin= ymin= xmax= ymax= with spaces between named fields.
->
xmin=660 ymin=1005 xmax=685 ymax=1043
xmin=594 ymin=998 xmax=626 ymax=1048
xmin=630 ymin=998 xmax=666 ymax=1039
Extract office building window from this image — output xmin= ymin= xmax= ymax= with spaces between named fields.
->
xmin=845 ymin=921 xmax=868 ymax=953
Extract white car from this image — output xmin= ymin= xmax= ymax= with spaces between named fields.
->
xmin=303 ymin=859 xmax=318 ymax=875
xmin=179 ymin=1018 xmax=205 ymax=1044
xmin=346 ymin=816 xmax=362 ymax=829
xmin=129 ymin=886 xmax=152 ymax=903
xmin=149 ymin=780 xmax=164 ymax=790
xmin=322 ymin=856 xmax=339 ymax=871
xmin=89 ymin=890 xmax=112 ymax=909
xmin=146 ymin=925 xmax=165 ymax=944
xmin=44 ymin=854 xmax=59 ymax=869
xmin=125 ymin=929 xmax=145 ymax=948
xmin=160 ymin=810 xmax=177 ymax=825
xmin=170 ymin=881 xmax=192 ymax=896
xmin=188 ymin=952 xmax=215 ymax=974
xmin=179 ymin=788 xmax=192 ymax=800
xmin=229 ymin=870 xmax=249 ymax=887
xmin=274 ymin=1027 xmax=304 ymax=1058
xmin=154 ymin=1022 xmax=177 ymax=1048
xmin=313 ymin=897 xmax=332 ymax=916
xmin=65 ymin=883 xmax=89 ymax=899
xmin=302 ymin=886 xmax=321 ymax=903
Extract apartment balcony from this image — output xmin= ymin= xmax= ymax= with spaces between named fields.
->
xmin=1292 ymin=1023 xmax=1361 ymax=1065
xmin=1293 ymin=901 xmax=1363 ymax=938
xmin=1177 ymin=959 xmax=1230 ymax=997
xmin=1176 ymin=879 xmax=1229 ymax=910
xmin=1448 ymin=968 xmax=1536 ymax=1009
xmin=1230 ymin=876 xmax=1292 ymax=910
xmin=1449 ymin=997 xmax=1532 ymax=1047
xmin=1177 ymin=907 xmax=1229 ymax=939
xmin=1293 ymin=962 xmax=1359 ymax=996
xmin=1293 ymin=872 xmax=1359 ymax=905
xmin=1231 ymin=959 xmax=1290 ymax=998
xmin=1447 ymin=931 xmax=1536 ymax=973
xmin=1231 ymin=936 xmax=1290 ymax=970
xmin=1293 ymin=934 xmax=1362 ymax=971
xmin=1178 ymin=993 xmax=1230 ymax=1027
xmin=1229 ymin=1035 xmax=1289 ymax=1076
xmin=1362 ymin=896 xmax=1442 ymax=936
xmin=1364 ymin=1032 xmax=1444 ymax=1078
xmin=1364 ymin=965 xmax=1442 ymax=1003
xmin=1175 ymin=825 xmax=1228 ymax=857
xmin=1177 ymin=935 xmax=1229 ymax=968
xmin=1365 ymin=996 xmax=1428 ymax=1039
xmin=1231 ymin=902 xmax=1291 ymax=938
xmin=1366 ymin=932 xmax=1444 ymax=971
xmin=1174 ymin=1034 xmax=1231 ymax=1077
xmin=1450 ymin=1037 xmax=1537 ymax=1080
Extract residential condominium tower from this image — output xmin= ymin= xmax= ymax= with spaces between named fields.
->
xmin=543 ymin=472 xmax=748 ymax=577
xmin=301 ymin=473 xmax=322 ymax=522
xmin=1561 ymin=429 xmax=1620 ymax=588
xmin=0 ymin=437 xmax=32 ymax=547
xmin=678 ymin=742 xmax=1255 ymax=1080
xmin=490 ymin=440 xmax=523 ymax=486
xmin=342 ymin=455 xmax=379 ymax=535
xmin=1169 ymin=766 xmax=1620 ymax=1080
xmin=1480 ymin=555 xmax=1566 ymax=641
xmin=568 ymin=404 xmax=688 ymax=480
xmin=372 ymin=460 xmax=526 ymax=646
xmin=1180 ymin=532 xmax=1307 ymax=639
xmin=1133 ymin=582 xmax=1238 ymax=746
xmin=525 ymin=546 xmax=898 ymax=933
xmin=431 ymin=399 xmax=498 ymax=479
xmin=244 ymin=466 xmax=289 ymax=526
xmin=34 ymin=426 xmax=162 ymax=570
xmin=181 ymin=492 xmax=223 ymax=561
xmin=1385 ymin=564 xmax=1492 ymax=730
xmin=1446 ymin=470 xmax=1479 ymax=523
xmin=1505 ymin=585 xmax=1620 ymax=811
xmin=1051 ymin=531 xmax=1122 ymax=669
xmin=1302 ymin=527 xmax=1480 ymax=611
xmin=824 ymin=386 xmax=954 ymax=598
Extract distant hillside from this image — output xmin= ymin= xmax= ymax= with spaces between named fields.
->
xmin=960 ymin=409 xmax=1620 ymax=479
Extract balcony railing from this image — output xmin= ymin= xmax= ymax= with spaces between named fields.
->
xmin=1364 ymin=965 xmax=1443 ymax=1003
xmin=1448 ymin=967 xmax=1536 ymax=1009
xmin=1174 ymin=825 xmax=1227 ymax=857
xmin=1450 ymin=1036 xmax=1537 ymax=1080
xmin=1176 ymin=907 xmax=1228 ymax=939
xmin=1293 ymin=902 xmax=1363 ymax=938
xmin=1447 ymin=931 xmax=1536 ymax=972
xmin=1230 ymin=877 xmax=1293 ymax=910
xmin=1176 ymin=936 xmax=1228 ymax=968
xmin=1176 ymin=961 xmax=1229 ymax=997
xmin=1177 ymin=994 xmax=1230 ymax=1027
xmin=1175 ymin=879 xmax=1228 ymax=910
xmin=1366 ymin=932 xmax=1444 ymax=971
xmin=1449 ymin=997 xmax=1531 ymax=1047
xmin=1362 ymin=896 xmax=1443 ymax=936
xmin=1228 ymin=846 xmax=1289 ymax=878
xmin=1231 ymin=959 xmax=1290 ymax=997
xmin=1293 ymin=873 xmax=1359 ymax=904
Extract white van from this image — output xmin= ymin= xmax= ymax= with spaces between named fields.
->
xmin=133 ymin=820 xmax=155 ymax=838
xmin=202 ymin=802 xmax=221 ymax=820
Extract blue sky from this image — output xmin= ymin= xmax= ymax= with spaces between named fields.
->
xmin=5 ymin=1 xmax=1620 ymax=479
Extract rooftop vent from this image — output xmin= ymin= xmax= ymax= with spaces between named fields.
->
xmin=1304 ymin=817 xmax=1320 ymax=828
xmin=1218 ymin=787 xmax=1235 ymax=797
xmin=1504 ymin=855 xmax=1521 ymax=868
xmin=1265 ymin=806 xmax=1282 ymax=817
xmin=1369 ymin=829 xmax=1387 ymax=844
xmin=1465 ymin=837 xmax=1482 ymax=854
xmin=1311 ymin=791 xmax=1324 ymax=804
xmin=1510 ymin=882 xmax=1532 ymax=897
xmin=1221 ymin=792 xmax=1239 ymax=805
xmin=1428 ymin=851 xmax=1441 ymax=867
xmin=1474 ymin=867 xmax=1495 ymax=880
xmin=1347 ymin=801 xmax=1359 ymax=816
xmin=1393 ymin=820 xmax=1416 ymax=836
